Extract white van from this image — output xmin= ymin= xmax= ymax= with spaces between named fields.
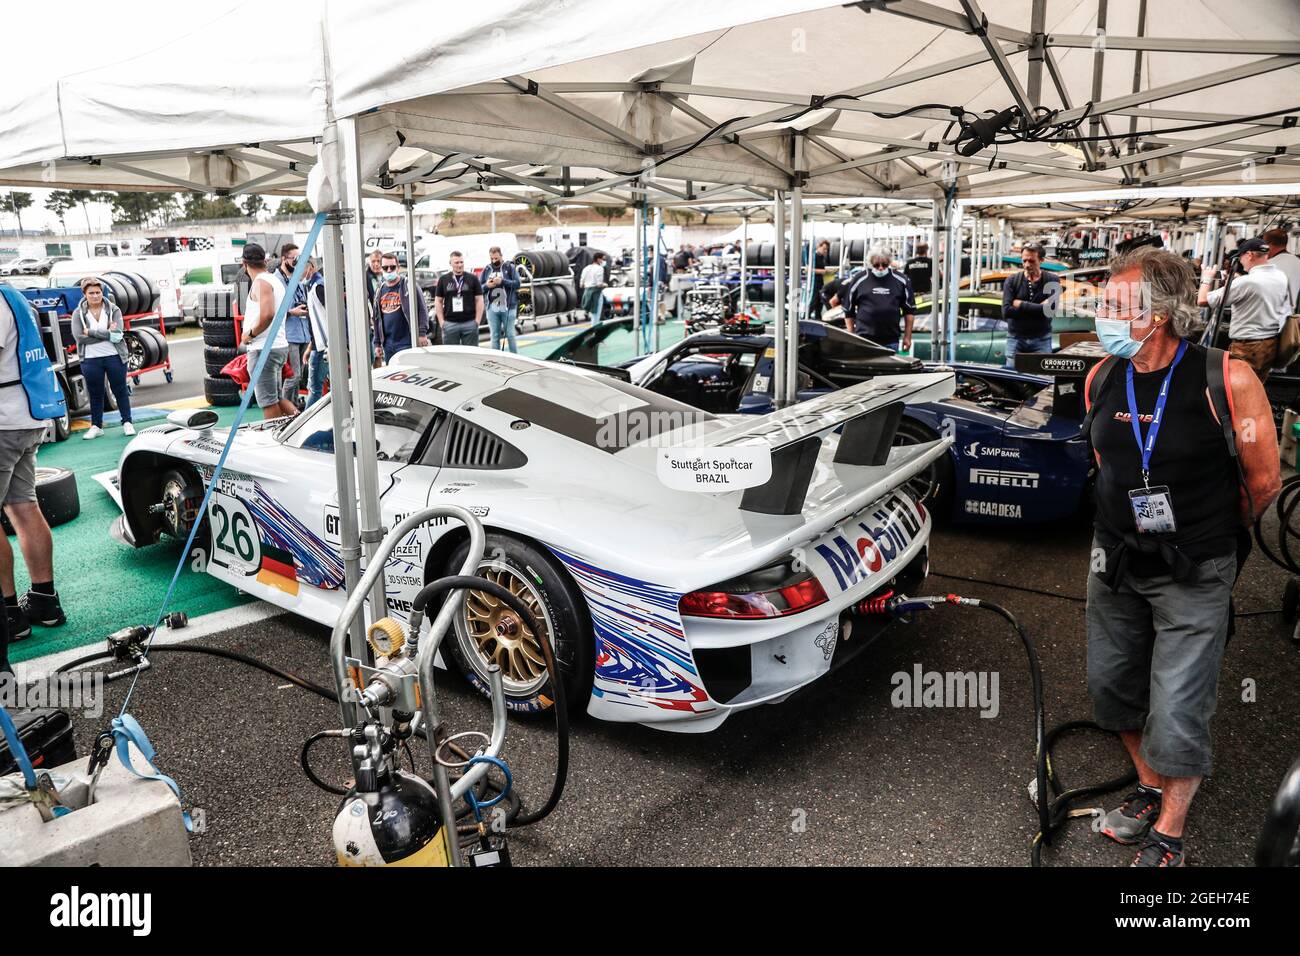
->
xmin=160 ymin=250 xmax=244 ymax=319
xmin=46 ymin=256 xmax=184 ymax=322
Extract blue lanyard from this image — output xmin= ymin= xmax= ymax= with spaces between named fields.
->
xmin=1125 ymin=339 xmax=1187 ymax=486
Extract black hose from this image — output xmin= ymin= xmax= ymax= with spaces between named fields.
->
xmin=410 ymin=574 xmax=569 ymax=827
xmin=58 ymin=643 xmax=339 ymax=700
xmin=301 ymin=730 xmax=350 ymax=795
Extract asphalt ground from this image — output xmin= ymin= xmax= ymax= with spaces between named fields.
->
xmin=50 ymin=506 xmax=1300 ymax=867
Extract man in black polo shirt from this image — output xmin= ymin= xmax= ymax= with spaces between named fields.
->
xmin=841 ymin=249 xmax=915 ymax=352
xmin=433 ymin=251 xmax=483 ymax=347
xmin=1001 ymin=241 xmax=1060 ymax=366
xmin=903 ymin=243 xmax=932 ymax=298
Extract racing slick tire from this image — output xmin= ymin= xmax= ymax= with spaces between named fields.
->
xmin=204 ymin=345 xmax=240 ymax=377
xmin=203 ymin=318 xmax=240 ymax=348
xmin=445 ymin=533 xmax=593 ymax=715
xmin=138 ymin=326 xmax=168 ymax=366
xmin=204 ymin=374 xmax=241 ymax=407
xmin=0 ymin=467 xmax=79 ymax=536
xmin=893 ymin=417 xmax=955 ymax=522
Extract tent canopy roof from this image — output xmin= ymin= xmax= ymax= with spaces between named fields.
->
xmin=3 ymin=0 xmax=1300 ymax=206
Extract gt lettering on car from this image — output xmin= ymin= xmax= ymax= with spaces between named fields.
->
xmin=809 ymin=494 xmax=922 ymax=592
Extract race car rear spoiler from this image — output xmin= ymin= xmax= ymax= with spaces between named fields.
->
xmin=704 ymin=371 xmax=955 ymax=515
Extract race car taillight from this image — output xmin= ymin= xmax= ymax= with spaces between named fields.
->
xmin=680 ymin=561 xmax=828 ymax=619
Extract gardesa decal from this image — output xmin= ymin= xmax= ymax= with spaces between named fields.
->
xmin=812 ymin=494 xmax=922 ymax=592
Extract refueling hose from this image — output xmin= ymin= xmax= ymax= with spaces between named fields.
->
xmin=58 ymin=571 xmax=571 ymax=839
xmin=864 ymin=592 xmax=1134 ymax=866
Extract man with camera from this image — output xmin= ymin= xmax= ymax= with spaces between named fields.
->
xmin=1197 ymin=237 xmax=1291 ymax=382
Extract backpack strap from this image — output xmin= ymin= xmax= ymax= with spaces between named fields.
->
xmin=1079 ymin=354 xmax=1120 ymax=443
xmin=1204 ymin=345 xmax=1239 ymax=462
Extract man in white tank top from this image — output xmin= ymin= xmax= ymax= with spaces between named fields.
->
xmin=238 ymin=243 xmax=298 ymax=420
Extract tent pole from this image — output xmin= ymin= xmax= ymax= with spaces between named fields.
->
xmin=1201 ymin=213 xmax=1220 ymax=269
xmin=787 ymin=158 xmax=804 ymax=403
xmin=338 ymin=115 xmax=387 ymax=625
xmin=773 ymin=189 xmax=788 ymax=408
xmin=930 ymin=201 xmax=942 ymax=360
xmin=633 ymin=201 xmax=643 ymax=352
xmin=652 ymin=205 xmax=663 ymax=353
xmin=404 ymin=184 xmax=419 ymax=350
xmin=971 ymin=212 xmax=982 ymax=289
xmin=944 ymin=196 xmax=962 ymax=364
xmin=739 ymin=216 xmax=749 ymax=313
xmin=319 ymin=126 xmax=367 ymax=697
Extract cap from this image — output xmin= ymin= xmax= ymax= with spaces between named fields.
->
xmin=1236 ymin=237 xmax=1269 ymax=256
xmin=241 ymin=242 xmax=267 ymax=265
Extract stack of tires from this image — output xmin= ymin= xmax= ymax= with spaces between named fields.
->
xmin=122 ymin=327 xmax=168 ymax=376
xmin=513 ymin=249 xmax=569 ymax=280
xmin=199 ymin=290 xmax=241 ymax=406
xmin=96 ymin=271 xmax=159 ymax=319
xmin=528 ymin=283 xmax=578 ymax=317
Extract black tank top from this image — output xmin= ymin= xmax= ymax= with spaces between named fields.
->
xmin=1092 ymin=342 xmax=1239 ymax=572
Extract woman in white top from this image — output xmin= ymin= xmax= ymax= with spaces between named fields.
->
xmin=70 ymin=276 xmax=133 ymax=440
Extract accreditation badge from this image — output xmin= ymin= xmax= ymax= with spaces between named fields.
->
xmin=1128 ymin=485 xmax=1177 ymax=534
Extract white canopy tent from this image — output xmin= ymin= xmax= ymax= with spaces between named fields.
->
xmin=4 ymin=4 xmax=1300 ymax=793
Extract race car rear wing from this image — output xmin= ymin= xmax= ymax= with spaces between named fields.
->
xmin=701 ymin=371 xmax=955 ymax=515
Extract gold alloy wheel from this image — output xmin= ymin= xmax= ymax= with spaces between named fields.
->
xmin=457 ymin=561 xmax=553 ymax=696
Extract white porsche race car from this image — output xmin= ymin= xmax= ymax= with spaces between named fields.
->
xmin=109 ymin=347 xmax=953 ymax=731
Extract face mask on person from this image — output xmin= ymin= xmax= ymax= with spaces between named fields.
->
xmin=384 ymin=268 xmax=401 ymax=285
xmin=1095 ymin=309 xmax=1158 ymax=359
xmin=870 ymin=265 xmax=889 ymax=278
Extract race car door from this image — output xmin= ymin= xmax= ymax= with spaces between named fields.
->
xmin=275 ymin=388 xmax=444 ymax=622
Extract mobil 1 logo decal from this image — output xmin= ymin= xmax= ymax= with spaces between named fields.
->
xmin=807 ymin=494 xmax=922 ymax=592
xmin=208 ymin=490 xmax=261 ymax=575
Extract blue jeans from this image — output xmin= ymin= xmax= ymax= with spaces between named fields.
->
xmin=82 ymin=354 xmax=131 ymax=428
xmin=580 ymin=287 xmax=604 ymax=324
xmin=1004 ymin=333 xmax=1053 ymax=367
xmin=486 ymin=307 xmax=518 ymax=352
xmin=306 ymin=350 xmax=329 ymax=407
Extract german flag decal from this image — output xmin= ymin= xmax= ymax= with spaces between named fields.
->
xmin=257 ymin=542 xmax=300 ymax=596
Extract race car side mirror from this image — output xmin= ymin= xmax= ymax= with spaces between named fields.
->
xmin=167 ymin=409 xmax=219 ymax=431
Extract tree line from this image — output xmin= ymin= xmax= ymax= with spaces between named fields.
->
xmin=2 ymin=189 xmax=315 ymax=235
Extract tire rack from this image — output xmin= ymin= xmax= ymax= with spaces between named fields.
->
xmin=515 ymin=264 xmax=582 ymax=332
xmin=122 ymin=310 xmax=174 ymax=385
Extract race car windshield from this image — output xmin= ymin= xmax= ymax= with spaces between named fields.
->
xmin=284 ymin=391 xmax=440 ymax=463
xmin=482 ymin=371 xmax=718 ymax=452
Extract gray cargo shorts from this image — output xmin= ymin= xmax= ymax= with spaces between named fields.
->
xmin=0 ymin=427 xmax=45 ymax=505
xmin=250 ymin=346 xmax=289 ymax=408
xmin=1086 ymin=538 xmax=1235 ymax=778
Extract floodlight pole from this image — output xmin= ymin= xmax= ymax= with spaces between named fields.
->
xmin=338 ymin=115 xmax=387 ymax=623
xmin=319 ymin=124 xmax=366 ymax=670
xmin=404 ymin=184 xmax=419 ymax=350
xmin=773 ymin=189 xmax=788 ymax=408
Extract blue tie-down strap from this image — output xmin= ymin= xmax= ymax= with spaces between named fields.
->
xmin=0 ymin=703 xmax=37 ymax=790
xmin=112 ymin=713 xmax=192 ymax=832
xmin=464 ymin=754 xmax=513 ymax=824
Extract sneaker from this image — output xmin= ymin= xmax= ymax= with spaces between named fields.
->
xmin=19 ymin=590 xmax=66 ymax=627
xmin=82 ymin=426 xmax=103 ymax=440
xmin=4 ymin=604 xmax=31 ymax=642
xmin=1132 ymin=833 xmax=1186 ymax=867
xmin=122 ymin=422 xmax=136 ymax=436
xmin=1099 ymin=785 xmax=1163 ymax=844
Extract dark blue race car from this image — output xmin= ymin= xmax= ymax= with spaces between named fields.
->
xmin=549 ymin=318 xmax=1094 ymax=525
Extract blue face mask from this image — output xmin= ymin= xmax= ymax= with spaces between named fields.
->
xmin=870 ymin=266 xmax=889 ymax=278
xmin=1095 ymin=311 xmax=1156 ymax=359
xmin=384 ymin=271 xmax=401 ymax=285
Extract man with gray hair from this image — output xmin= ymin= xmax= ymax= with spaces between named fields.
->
xmin=1081 ymin=245 xmax=1281 ymax=866
xmin=841 ymin=246 xmax=914 ymax=353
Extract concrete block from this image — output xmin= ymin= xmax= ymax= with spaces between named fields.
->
xmin=0 ymin=743 xmax=191 ymax=867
